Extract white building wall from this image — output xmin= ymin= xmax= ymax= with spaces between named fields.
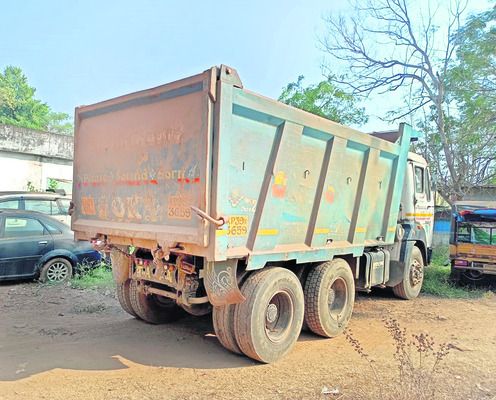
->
xmin=0 ymin=124 xmax=73 ymax=194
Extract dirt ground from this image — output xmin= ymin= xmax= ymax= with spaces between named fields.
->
xmin=0 ymin=281 xmax=495 ymax=400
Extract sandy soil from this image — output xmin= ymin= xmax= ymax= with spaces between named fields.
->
xmin=0 ymin=281 xmax=495 ymax=400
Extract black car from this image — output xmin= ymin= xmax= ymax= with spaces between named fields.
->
xmin=0 ymin=209 xmax=100 ymax=283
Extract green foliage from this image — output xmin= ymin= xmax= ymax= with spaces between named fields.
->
xmin=279 ymin=75 xmax=368 ymax=126
xmin=71 ymin=262 xmax=114 ymax=289
xmin=47 ymin=178 xmax=58 ymax=191
xmin=449 ymin=5 xmax=496 ymax=130
xmin=26 ymin=181 xmax=37 ymax=192
xmin=418 ymin=5 xmax=496 ymax=199
xmin=422 ymin=246 xmax=487 ymax=298
xmin=45 ymin=111 xmax=74 ymax=135
xmin=0 ymin=66 xmax=73 ymax=135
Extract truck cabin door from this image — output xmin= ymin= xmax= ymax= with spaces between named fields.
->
xmin=413 ymin=164 xmax=434 ymax=247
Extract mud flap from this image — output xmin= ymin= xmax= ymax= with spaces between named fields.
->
xmin=387 ymin=241 xmax=414 ymax=287
xmin=109 ymin=246 xmax=132 ymax=284
xmin=202 ymin=260 xmax=245 ymax=306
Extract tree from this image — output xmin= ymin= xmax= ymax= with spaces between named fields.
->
xmin=279 ymin=75 xmax=368 ymax=126
xmin=0 ymin=66 xmax=73 ymax=135
xmin=319 ymin=0 xmax=495 ymax=203
xmin=446 ymin=5 xmax=496 ymax=189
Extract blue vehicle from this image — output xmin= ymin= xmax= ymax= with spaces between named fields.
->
xmin=0 ymin=209 xmax=100 ymax=283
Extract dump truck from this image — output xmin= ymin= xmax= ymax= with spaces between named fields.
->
xmin=71 ymin=65 xmax=434 ymax=363
xmin=449 ymin=201 xmax=496 ymax=284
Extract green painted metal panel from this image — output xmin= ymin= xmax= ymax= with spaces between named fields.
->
xmin=212 ymin=71 xmax=412 ymax=268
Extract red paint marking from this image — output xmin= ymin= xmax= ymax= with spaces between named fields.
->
xmin=178 ymin=178 xmax=200 ymax=184
xmin=150 ymin=180 xmax=158 ymax=185
xmin=78 ymin=183 xmax=81 ymax=187
xmin=83 ymin=183 xmax=89 ymax=187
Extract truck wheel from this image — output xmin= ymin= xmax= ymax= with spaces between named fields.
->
xmin=129 ymin=280 xmax=184 ymax=324
xmin=213 ymin=305 xmax=243 ymax=355
xmin=234 ymin=267 xmax=304 ymax=363
xmin=450 ymin=264 xmax=461 ymax=284
xmin=181 ymin=302 xmax=212 ymax=316
xmin=393 ymin=246 xmax=424 ymax=299
xmin=460 ymin=270 xmax=487 ymax=286
xmin=304 ymin=258 xmax=355 ymax=337
xmin=116 ymin=280 xmax=138 ymax=317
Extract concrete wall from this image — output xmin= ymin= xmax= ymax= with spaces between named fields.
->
xmin=0 ymin=124 xmax=73 ymax=193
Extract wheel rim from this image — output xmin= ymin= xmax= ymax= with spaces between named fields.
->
xmin=328 ymin=278 xmax=348 ymax=320
xmin=47 ymin=262 xmax=69 ymax=282
xmin=264 ymin=289 xmax=294 ymax=344
xmin=409 ymin=258 xmax=423 ymax=287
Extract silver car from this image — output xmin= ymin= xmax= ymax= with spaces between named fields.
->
xmin=0 ymin=191 xmax=71 ymax=225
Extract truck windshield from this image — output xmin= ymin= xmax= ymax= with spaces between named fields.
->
xmin=456 ymin=224 xmax=495 ymax=245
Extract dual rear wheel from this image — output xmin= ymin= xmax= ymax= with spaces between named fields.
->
xmin=116 ymin=279 xmax=184 ymax=324
xmin=213 ymin=259 xmax=355 ymax=363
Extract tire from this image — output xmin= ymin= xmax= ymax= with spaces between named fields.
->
xmin=129 ymin=280 xmax=184 ymax=324
xmin=39 ymin=258 xmax=73 ymax=283
xmin=460 ymin=270 xmax=490 ymax=286
xmin=181 ymin=302 xmax=212 ymax=316
xmin=116 ymin=279 xmax=138 ymax=317
xmin=234 ymin=267 xmax=304 ymax=363
xmin=304 ymin=258 xmax=355 ymax=337
xmin=450 ymin=264 xmax=461 ymax=283
xmin=213 ymin=305 xmax=243 ymax=355
xmin=393 ymin=246 xmax=424 ymax=299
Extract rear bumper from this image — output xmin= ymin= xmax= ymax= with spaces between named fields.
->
xmin=452 ymin=261 xmax=496 ymax=276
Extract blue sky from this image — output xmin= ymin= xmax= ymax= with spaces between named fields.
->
xmin=1 ymin=0 xmax=491 ymax=132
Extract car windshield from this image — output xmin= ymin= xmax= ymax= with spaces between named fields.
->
xmin=456 ymin=224 xmax=495 ymax=245
xmin=59 ymin=199 xmax=71 ymax=213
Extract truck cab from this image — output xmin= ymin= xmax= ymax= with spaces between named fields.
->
xmin=399 ymin=153 xmax=435 ymax=255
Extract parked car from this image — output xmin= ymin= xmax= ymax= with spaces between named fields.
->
xmin=0 ymin=209 xmax=100 ymax=283
xmin=0 ymin=191 xmax=72 ymax=225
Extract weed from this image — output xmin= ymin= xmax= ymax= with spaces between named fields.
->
xmin=71 ymin=261 xmax=114 ymax=289
xmin=26 ymin=181 xmax=37 ymax=192
xmin=423 ymin=246 xmax=488 ymax=298
xmin=344 ymin=319 xmax=454 ymax=400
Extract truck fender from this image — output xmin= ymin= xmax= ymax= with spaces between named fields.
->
xmin=202 ymin=260 xmax=245 ymax=306
xmin=387 ymin=241 xmax=415 ymax=287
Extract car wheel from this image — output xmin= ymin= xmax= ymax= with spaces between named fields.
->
xmin=40 ymin=258 xmax=73 ymax=283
